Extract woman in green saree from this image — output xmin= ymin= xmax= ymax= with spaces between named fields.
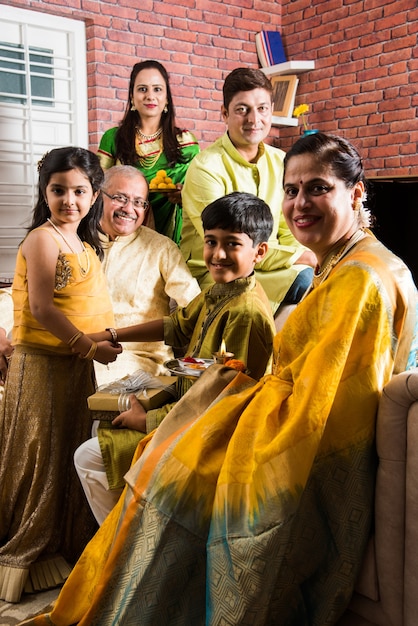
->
xmin=98 ymin=60 xmax=199 ymax=244
xmin=22 ymin=133 xmax=417 ymax=626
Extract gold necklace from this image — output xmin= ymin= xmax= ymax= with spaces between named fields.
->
xmin=47 ymin=218 xmax=90 ymax=276
xmin=314 ymin=240 xmax=353 ymax=278
xmin=312 ymin=230 xmax=366 ymax=288
xmin=135 ymin=133 xmax=164 ymax=169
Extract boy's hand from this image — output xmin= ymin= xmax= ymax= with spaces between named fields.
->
xmin=87 ymin=330 xmax=112 ymax=343
xmin=112 ymin=394 xmax=147 ymax=432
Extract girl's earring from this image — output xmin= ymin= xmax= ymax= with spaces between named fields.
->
xmin=130 ymin=100 xmax=136 ymax=112
xmin=163 ymin=104 xmax=168 ymax=114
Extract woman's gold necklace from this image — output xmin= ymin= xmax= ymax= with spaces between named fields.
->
xmin=313 ymin=242 xmax=351 ymax=282
xmin=47 ymin=218 xmax=90 ymax=276
xmin=135 ymin=128 xmax=163 ymax=169
xmin=312 ymin=230 xmax=366 ymax=288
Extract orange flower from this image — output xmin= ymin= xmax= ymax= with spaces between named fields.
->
xmin=224 ymin=359 xmax=246 ymax=372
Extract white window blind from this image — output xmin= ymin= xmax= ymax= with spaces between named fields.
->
xmin=0 ymin=6 xmax=88 ymax=282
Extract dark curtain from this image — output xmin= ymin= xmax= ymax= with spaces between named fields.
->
xmin=369 ymin=180 xmax=418 ymax=287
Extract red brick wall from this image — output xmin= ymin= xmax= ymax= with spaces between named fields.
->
xmin=280 ymin=0 xmax=418 ymax=177
xmin=2 ymin=0 xmax=417 ymax=177
xmin=1 ymin=0 xmax=281 ymax=147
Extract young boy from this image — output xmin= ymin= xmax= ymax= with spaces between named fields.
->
xmin=75 ymin=191 xmax=276 ymax=524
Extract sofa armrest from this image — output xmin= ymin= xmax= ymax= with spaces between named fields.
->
xmin=346 ymin=370 xmax=418 ymax=626
xmin=374 ymin=370 xmax=418 ymax=625
xmin=404 ymin=385 xmax=418 ymax=624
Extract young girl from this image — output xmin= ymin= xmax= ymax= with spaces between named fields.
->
xmin=0 ymin=147 xmax=122 ymax=603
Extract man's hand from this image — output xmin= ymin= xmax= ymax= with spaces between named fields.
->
xmin=294 ymin=250 xmax=317 ymax=268
xmin=112 ymin=394 xmax=147 ymax=432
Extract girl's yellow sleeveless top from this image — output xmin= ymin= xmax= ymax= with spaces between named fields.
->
xmin=12 ymin=233 xmax=114 ymax=353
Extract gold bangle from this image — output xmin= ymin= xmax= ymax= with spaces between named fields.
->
xmin=106 ymin=327 xmax=118 ymax=344
xmin=81 ymin=341 xmax=98 ymax=360
xmin=68 ymin=331 xmax=84 ymax=347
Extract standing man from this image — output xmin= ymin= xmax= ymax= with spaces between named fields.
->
xmin=181 ymin=67 xmax=316 ymax=315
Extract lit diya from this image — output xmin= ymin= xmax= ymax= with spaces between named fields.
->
xmin=213 ymin=339 xmax=234 ymax=364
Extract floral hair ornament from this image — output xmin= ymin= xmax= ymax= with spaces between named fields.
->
xmin=37 ymin=151 xmax=49 ymax=172
xmin=293 ymin=104 xmax=310 ymax=131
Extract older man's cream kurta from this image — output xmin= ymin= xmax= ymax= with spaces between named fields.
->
xmin=95 ymin=226 xmax=200 ymax=386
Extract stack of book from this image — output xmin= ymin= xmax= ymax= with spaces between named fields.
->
xmin=255 ymin=31 xmax=287 ymax=68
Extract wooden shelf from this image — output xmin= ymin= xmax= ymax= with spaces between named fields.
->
xmin=261 ymin=60 xmax=315 ymax=78
xmin=272 ymin=116 xmax=298 ymax=127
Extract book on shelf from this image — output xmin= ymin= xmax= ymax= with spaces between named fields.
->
xmin=255 ymin=31 xmax=287 ymax=68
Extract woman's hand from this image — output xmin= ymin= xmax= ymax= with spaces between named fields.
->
xmin=0 ymin=327 xmax=13 ymax=385
xmin=112 ymin=394 xmax=147 ymax=432
xmin=167 ymin=183 xmax=183 ymax=205
xmin=93 ymin=340 xmax=123 ymax=364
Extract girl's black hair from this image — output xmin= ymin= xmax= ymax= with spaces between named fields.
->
xmin=201 ymin=192 xmax=273 ymax=245
xmin=115 ymin=60 xmax=186 ymax=168
xmin=30 ymin=147 xmax=105 ymax=259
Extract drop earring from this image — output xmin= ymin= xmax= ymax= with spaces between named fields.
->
xmin=163 ymin=104 xmax=168 ymax=114
xmin=131 ymin=100 xmax=136 ymax=112
xmin=353 ymin=198 xmax=363 ymax=212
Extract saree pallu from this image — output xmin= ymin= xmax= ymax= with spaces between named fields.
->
xmin=23 ymin=236 xmax=417 ymax=626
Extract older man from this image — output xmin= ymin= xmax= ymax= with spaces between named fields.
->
xmin=181 ymin=67 xmax=316 ymax=316
xmin=95 ymin=165 xmax=200 ymax=385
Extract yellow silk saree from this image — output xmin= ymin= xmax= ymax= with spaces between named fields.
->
xmin=23 ymin=235 xmax=417 ymax=626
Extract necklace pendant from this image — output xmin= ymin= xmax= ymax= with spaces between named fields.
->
xmin=47 ymin=218 xmax=90 ymax=277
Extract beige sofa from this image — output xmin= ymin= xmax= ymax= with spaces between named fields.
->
xmin=339 ymin=369 xmax=418 ymax=626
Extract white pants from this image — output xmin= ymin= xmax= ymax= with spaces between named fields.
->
xmin=74 ymin=436 xmax=123 ymax=526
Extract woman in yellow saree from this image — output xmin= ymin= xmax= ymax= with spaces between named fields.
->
xmin=21 ymin=133 xmax=417 ymax=626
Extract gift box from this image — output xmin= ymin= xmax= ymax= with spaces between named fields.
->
xmin=88 ymin=375 xmax=177 ymax=420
